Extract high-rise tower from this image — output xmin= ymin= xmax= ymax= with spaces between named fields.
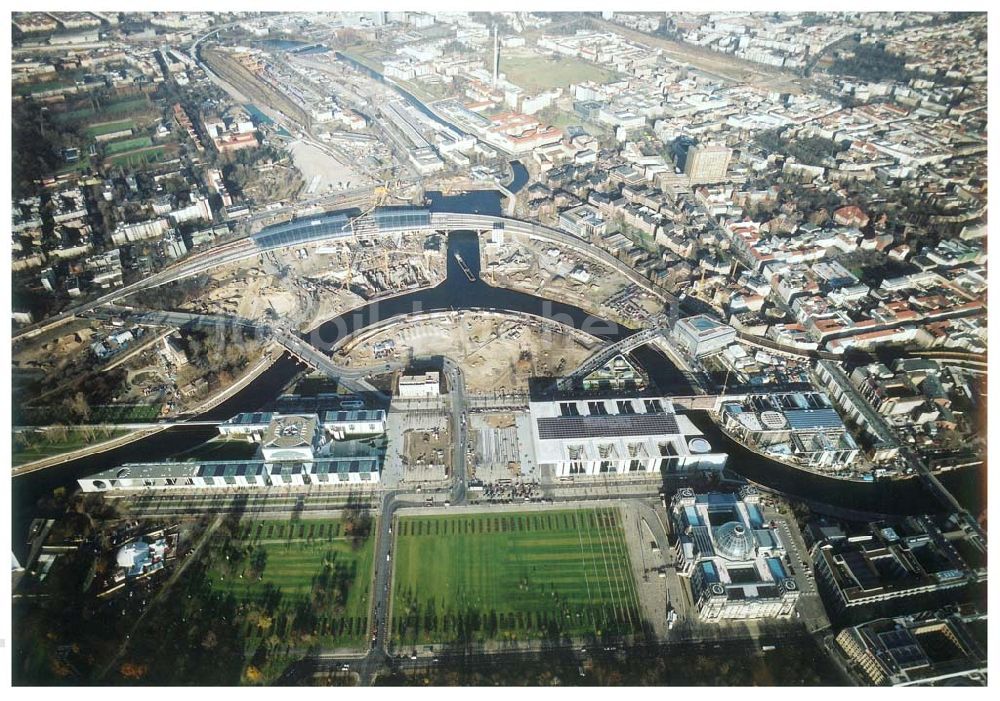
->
xmin=492 ymin=25 xmax=500 ymax=86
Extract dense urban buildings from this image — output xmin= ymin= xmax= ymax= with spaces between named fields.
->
xmin=835 ymin=608 xmax=987 ymax=686
xmin=8 ymin=8 xmax=986 ymax=689
xmin=813 ymin=515 xmax=987 ymax=617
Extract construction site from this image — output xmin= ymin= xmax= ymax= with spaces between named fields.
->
xmin=401 ymin=420 xmax=452 ymax=484
xmin=177 ymin=227 xmax=448 ymax=333
xmin=333 ymin=309 xmax=599 ymax=393
xmin=467 ymin=411 xmax=539 ymax=484
xmin=480 ymin=231 xmax=664 ymax=329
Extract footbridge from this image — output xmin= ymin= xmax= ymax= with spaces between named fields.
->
xmin=554 ymin=326 xmax=667 ymax=391
xmin=88 ymin=307 xmax=401 ymax=396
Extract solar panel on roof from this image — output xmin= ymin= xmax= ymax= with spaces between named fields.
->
xmin=888 ymin=644 xmax=928 ymax=669
xmin=766 ymin=557 xmax=787 ymax=581
xmin=785 ymin=408 xmax=844 ymax=430
xmin=756 ymin=585 xmax=779 ymax=599
xmin=537 ymin=413 xmax=679 ymax=440
xmin=698 ymin=559 xmax=719 ymax=583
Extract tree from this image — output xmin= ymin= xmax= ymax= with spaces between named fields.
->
xmin=67 ymin=392 xmax=91 ymax=422
xmin=200 ymin=630 xmax=218 ymax=650
xmin=119 ymin=661 xmax=149 ymax=679
xmin=829 ymin=43 xmax=911 ymax=83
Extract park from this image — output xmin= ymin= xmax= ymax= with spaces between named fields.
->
xmin=206 ymin=517 xmax=376 ymax=650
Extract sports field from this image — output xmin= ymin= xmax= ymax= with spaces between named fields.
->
xmin=391 ymin=508 xmax=643 ymax=645
xmin=207 ymin=518 xmax=375 ymax=647
xmin=107 ymin=145 xmax=175 ymax=167
xmin=105 ymin=136 xmax=153 ymax=154
xmin=85 ymin=119 xmax=136 ymax=138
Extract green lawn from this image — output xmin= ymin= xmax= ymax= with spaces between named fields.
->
xmin=499 ymin=53 xmax=621 ymax=92
xmin=12 ymin=427 xmax=129 ymax=465
xmin=105 ymin=135 xmax=153 ymax=154
xmin=391 ymin=508 xmax=643 ymax=646
xmin=54 ymin=97 xmax=153 ymax=125
xmin=16 ymin=403 xmax=162 ymax=425
xmin=99 ymin=97 xmax=153 ymax=116
xmin=14 ymin=79 xmax=75 ymax=96
xmin=85 ymin=119 xmax=135 ymax=137
xmin=90 ymin=403 xmax=162 ymax=422
xmin=207 ymin=518 xmax=376 ymax=648
xmin=176 ymin=438 xmax=262 ymax=462
xmin=107 ymin=145 xmax=173 ymax=167
xmin=342 ymin=47 xmax=388 ymax=72
xmin=56 ymin=154 xmax=91 ymax=175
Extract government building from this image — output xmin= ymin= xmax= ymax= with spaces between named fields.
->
xmin=528 ymin=396 xmax=727 ymax=477
xmin=670 ymin=487 xmax=800 ymax=620
xmin=78 ymin=408 xmax=386 ymax=493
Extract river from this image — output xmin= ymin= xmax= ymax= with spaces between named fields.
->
xmin=11 ymin=354 xmax=306 ymax=559
xmin=12 ymin=192 xmax=984 ymax=556
xmin=508 ymin=161 xmax=529 ymax=193
xmin=307 ymin=228 xmax=630 ymax=351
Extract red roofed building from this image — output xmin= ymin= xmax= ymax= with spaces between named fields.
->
xmin=213 ymin=131 xmax=258 ymax=154
xmin=833 ymin=205 xmax=869 ymax=228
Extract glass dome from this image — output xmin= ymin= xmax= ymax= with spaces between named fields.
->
xmin=714 ymin=521 xmax=756 ymax=560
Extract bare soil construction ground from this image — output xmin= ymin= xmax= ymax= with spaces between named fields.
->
xmin=187 ymin=235 xmax=446 ymax=332
xmin=468 ymin=412 xmax=525 ymax=482
xmin=336 ymin=310 xmax=598 ymax=393
xmin=287 ymin=139 xmax=371 ymax=195
xmin=402 ymin=423 xmax=452 ymax=481
xmin=482 ymin=234 xmax=663 ymax=329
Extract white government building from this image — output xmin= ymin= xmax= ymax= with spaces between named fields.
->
xmin=78 ymin=409 xmax=386 ymax=493
xmin=528 ymin=396 xmax=728 ymax=477
xmin=672 ymin=314 xmax=737 ymax=358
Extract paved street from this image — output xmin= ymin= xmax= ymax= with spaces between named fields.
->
xmin=761 ymin=502 xmax=830 ymax=633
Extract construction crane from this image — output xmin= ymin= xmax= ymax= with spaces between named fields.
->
xmin=346 ymin=180 xmax=399 ymax=233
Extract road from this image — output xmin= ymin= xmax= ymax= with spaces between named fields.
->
xmin=442 ymin=357 xmax=469 ymax=505
xmin=280 ymin=585 xmax=839 ymax=684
